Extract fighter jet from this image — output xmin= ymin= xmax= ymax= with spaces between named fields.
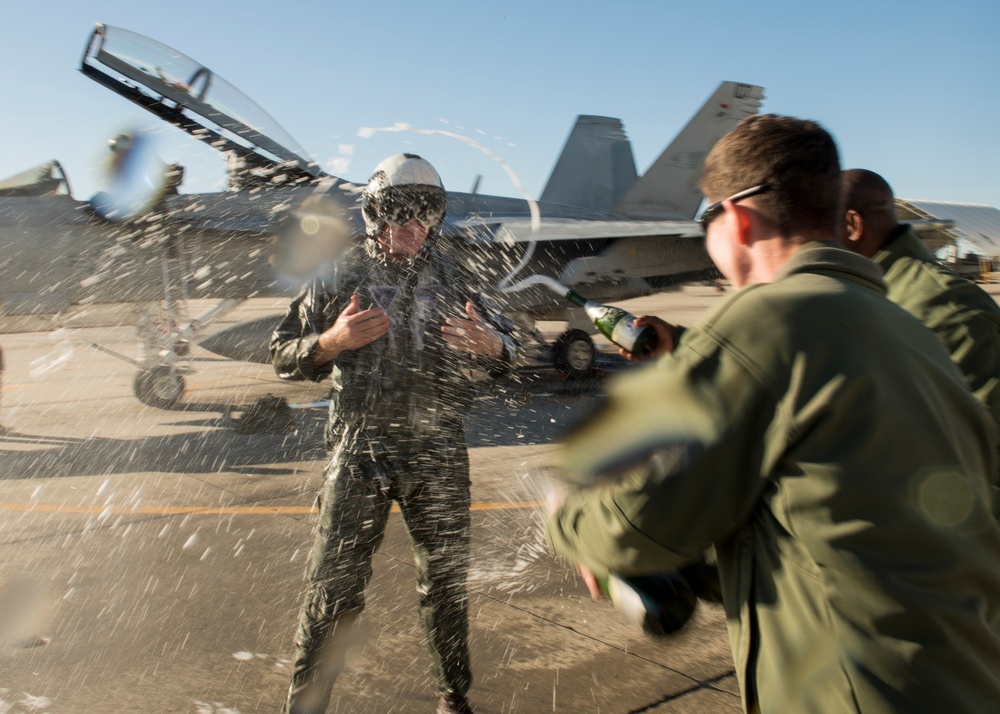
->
xmin=0 ymin=22 xmax=765 ymax=408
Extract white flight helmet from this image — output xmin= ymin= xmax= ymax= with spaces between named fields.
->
xmin=362 ymin=153 xmax=447 ymax=236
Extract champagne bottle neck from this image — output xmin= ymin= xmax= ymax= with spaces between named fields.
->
xmin=566 ymin=288 xmax=611 ymax=314
xmin=564 ymin=288 xmax=588 ymax=308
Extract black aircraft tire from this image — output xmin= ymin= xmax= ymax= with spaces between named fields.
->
xmin=553 ymin=329 xmax=596 ymax=378
xmin=133 ymin=366 xmax=185 ymax=409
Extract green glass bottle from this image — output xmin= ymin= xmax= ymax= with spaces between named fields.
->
xmin=564 ymin=288 xmax=657 ymax=358
xmin=597 ymin=572 xmax=698 ymax=637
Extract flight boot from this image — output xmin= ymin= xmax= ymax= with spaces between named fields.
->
xmin=436 ymin=692 xmax=473 ymax=714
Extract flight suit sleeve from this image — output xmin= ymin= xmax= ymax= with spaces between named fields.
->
xmin=546 ymin=327 xmax=776 ymax=577
xmin=270 ymin=280 xmax=339 ymax=383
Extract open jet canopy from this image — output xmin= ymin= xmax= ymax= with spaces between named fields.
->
xmin=0 ymin=160 xmax=71 ymax=196
xmin=80 ymin=23 xmax=323 ymax=185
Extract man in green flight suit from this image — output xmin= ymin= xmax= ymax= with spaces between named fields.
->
xmin=271 ymin=154 xmax=518 ymax=714
xmin=547 ymin=115 xmax=1000 ymax=713
xmin=841 ymin=168 xmax=1000 ymax=505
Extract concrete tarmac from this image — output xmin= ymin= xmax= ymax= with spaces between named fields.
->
xmin=0 ymin=286 xmax=743 ymax=713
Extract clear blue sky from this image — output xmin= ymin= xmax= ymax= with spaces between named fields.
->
xmin=2 ymin=0 xmax=998 ymax=206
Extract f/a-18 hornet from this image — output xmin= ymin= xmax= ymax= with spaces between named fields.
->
xmin=0 ymin=23 xmax=764 ymax=407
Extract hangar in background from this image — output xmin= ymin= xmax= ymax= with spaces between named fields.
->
xmin=897 ymin=199 xmax=1000 ymax=280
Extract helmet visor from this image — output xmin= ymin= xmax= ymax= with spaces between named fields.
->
xmin=375 ymin=186 xmax=446 ymax=229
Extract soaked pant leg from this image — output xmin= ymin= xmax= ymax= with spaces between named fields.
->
xmin=283 ymin=461 xmax=392 ymax=714
xmin=398 ymin=441 xmax=473 ymax=697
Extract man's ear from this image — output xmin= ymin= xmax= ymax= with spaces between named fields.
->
xmin=844 ymin=209 xmax=863 ymax=243
xmin=730 ymin=201 xmax=754 ymax=246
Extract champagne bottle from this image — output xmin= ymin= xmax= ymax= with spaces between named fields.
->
xmin=597 ymin=572 xmax=698 ymax=637
xmin=564 ymin=288 xmax=657 ymax=358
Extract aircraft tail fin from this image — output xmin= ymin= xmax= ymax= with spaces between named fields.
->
xmin=539 ymin=116 xmax=639 ymax=214
xmin=614 ymin=82 xmax=765 ymax=220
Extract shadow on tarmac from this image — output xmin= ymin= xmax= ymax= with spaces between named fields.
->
xmin=0 ymin=417 xmax=326 ymax=482
xmin=0 ymin=373 xmax=608 ymax=481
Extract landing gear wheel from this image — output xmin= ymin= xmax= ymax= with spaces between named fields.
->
xmin=553 ymin=329 xmax=596 ymax=378
xmin=133 ymin=366 xmax=185 ymax=409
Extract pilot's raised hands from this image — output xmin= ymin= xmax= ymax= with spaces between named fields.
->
xmin=442 ymin=302 xmax=504 ymax=359
xmin=312 ymin=294 xmax=390 ymax=366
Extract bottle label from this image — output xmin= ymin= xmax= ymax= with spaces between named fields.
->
xmin=610 ymin=319 xmax=643 ymax=351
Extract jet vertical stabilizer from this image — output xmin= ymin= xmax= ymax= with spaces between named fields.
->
xmin=614 ymin=81 xmax=765 ymax=220
xmin=539 ymin=116 xmax=639 ymax=215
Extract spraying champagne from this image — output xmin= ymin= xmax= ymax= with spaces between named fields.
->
xmin=563 ymin=288 xmax=657 ymax=358
xmin=500 ymin=274 xmax=663 ymax=368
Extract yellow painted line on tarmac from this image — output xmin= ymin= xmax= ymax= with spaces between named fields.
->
xmin=0 ymin=500 xmax=542 ymax=516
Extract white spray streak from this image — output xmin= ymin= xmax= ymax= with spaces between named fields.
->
xmin=497 ymin=240 xmax=537 ymax=293
xmin=498 ymin=272 xmax=568 ymax=297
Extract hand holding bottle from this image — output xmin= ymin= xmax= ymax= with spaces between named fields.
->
xmin=622 ymin=315 xmax=677 ymax=361
xmin=595 ymin=571 xmax=698 ymax=636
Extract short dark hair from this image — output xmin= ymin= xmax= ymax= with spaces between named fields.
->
xmin=842 ymin=168 xmax=895 ymax=214
xmin=701 ymin=114 xmax=841 ymax=240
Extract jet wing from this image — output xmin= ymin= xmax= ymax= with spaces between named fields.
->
xmin=159 ymin=192 xmax=295 ymax=234
xmin=455 ymin=218 xmax=711 ymax=290
xmin=457 ymin=217 xmax=703 ymax=243
xmin=156 ymin=183 xmax=365 ymax=237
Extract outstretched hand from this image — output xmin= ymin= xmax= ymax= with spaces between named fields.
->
xmin=621 ymin=315 xmax=677 ymax=361
xmin=313 ymin=294 xmax=390 ymax=365
xmin=442 ymin=302 xmax=504 ymax=358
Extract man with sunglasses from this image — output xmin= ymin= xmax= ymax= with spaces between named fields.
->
xmin=548 ymin=115 xmax=1000 ymax=712
xmin=271 ymin=154 xmax=518 ymax=714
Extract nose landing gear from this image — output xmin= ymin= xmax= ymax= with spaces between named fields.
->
xmin=132 ymin=364 xmax=185 ymax=409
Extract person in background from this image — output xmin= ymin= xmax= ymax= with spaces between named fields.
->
xmin=841 ymin=168 xmax=1000 ymax=504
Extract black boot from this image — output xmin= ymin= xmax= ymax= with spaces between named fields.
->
xmin=437 ymin=692 xmax=473 ymax=714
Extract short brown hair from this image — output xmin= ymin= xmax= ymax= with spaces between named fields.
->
xmin=701 ymin=114 xmax=841 ymax=239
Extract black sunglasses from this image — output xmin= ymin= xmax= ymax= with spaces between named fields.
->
xmin=698 ymin=184 xmax=771 ymax=232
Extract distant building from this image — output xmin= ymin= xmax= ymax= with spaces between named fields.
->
xmin=897 ymin=200 xmax=1000 ymax=281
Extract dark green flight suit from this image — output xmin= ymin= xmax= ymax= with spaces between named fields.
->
xmin=271 ymin=237 xmax=516 ymax=714
xmin=874 ymin=225 xmax=1000 ymax=510
xmin=548 ymin=243 xmax=1000 ymax=713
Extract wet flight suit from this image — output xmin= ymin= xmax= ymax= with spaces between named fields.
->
xmin=271 ymin=236 xmax=517 ymax=713
xmin=548 ymin=243 xmax=1000 ymax=713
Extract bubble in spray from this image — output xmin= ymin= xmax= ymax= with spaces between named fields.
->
xmin=89 ymin=128 xmax=170 ymax=222
xmin=270 ymin=186 xmax=356 ymax=284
